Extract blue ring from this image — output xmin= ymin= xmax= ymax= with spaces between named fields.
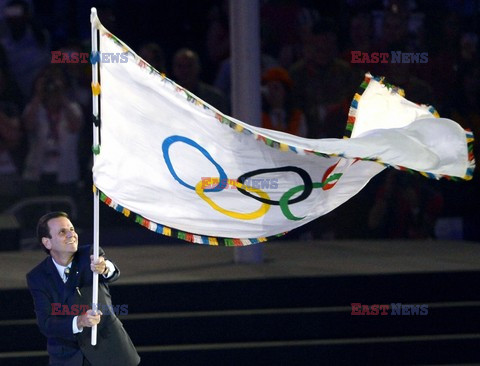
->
xmin=162 ymin=135 xmax=227 ymax=192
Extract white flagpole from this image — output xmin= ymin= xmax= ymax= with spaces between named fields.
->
xmin=90 ymin=7 xmax=100 ymax=346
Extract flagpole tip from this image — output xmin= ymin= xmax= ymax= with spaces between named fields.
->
xmin=90 ymin=7 xmax=98 ymax=24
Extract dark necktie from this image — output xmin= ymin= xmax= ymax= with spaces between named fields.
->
xmin=64 ymin=267 xmax=70 ymax=282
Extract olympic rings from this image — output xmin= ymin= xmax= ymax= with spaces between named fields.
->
xmin=162 ymin=135 xmax=346 ymax=222
xmin=195 ymin=180 xmax=271 ymax=220
xmin=162 ymin=135 xmax=227 ymax=192
xmin=279 ymin=174 xmax=343 ymax=221
xmin=236 ymin=166 xmax=313 ymax=205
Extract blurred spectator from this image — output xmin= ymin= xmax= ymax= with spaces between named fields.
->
xmin=57 ymin=40 xmax=91 ymax=110
xmin=172 ymin=47 xmax=229 ymax=114
xmin=0 ymin=70 xmax=21 ymax=210
xmin=0 ymin=104 xmax=21 ymax=208
xmin=212 ymin=8 xmax=280 ymax=102
xmin=212 ymin=58 xmax=231 ymax=101
xmin=450 ymin=64 xmax=480 ymax=145
xmin=368 ymin=170 xmax=444 ymax=239
xmin=372 ymin=1 xmax=413 ymax=49
xmin=279 ymin=6 xmax=320 ymax=70
xmin=0 ymin=43 xmax=23 ymax=107
xmin=0 ymin=44 xmax=23 ymax=209
xmin=446 ymin=64 xmax=480 ymax=239
xmin=341 ymin=10 xmax=374 ymax=74
xmin=213 ymin=51 xmax=279 ymax=102
xmin=205 ymin=0 xmax=230 ymax=82
xmin=289 ymin=17 xmax=361 ymax=139
xmin=0 ymin=0 xmax=50 ymax=99
xmin=213 ymin=2 xmax=320 ymax=101
xmin=449 ymin=64 xmax=480 ymax=181
xmin=371 ymin=9 xmax=410 ymax=76
xmin=382 ymin=54 xmax=435 ymax=105
xmin=56 ymin=40 xmax=92 ymax=195
xmin=261 ymin=66 xmax=307 ymax=136
xmin=138 ymin=42 xmax=167 ymax=74
xmin=459 ymin=32 xmax=479 ymax=67
xmin=22 ymin=65 xmax=83 ymax=197
xmin=260 ymin=0 xmax=317 ymax=70
xmin=423 ymin=10 xmax=464 ymax=110
xmin=0 ymin=0 xmax=32 ymax=35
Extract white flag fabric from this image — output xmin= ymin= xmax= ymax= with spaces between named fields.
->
xmin=92 ymin=17 xmax=474 ymax=245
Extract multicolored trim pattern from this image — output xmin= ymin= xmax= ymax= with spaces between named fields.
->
xmin=344 ymin=73 xmax=475 ymax=181
xmin=94 ymin=186 xmax=287 ymax=246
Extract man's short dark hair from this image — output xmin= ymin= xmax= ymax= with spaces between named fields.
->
xmin=37 ymin=211 xmax=69 ymax=254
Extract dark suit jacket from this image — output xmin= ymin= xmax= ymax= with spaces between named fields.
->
xmin=26 ymin=245 xmax=140 ymax=366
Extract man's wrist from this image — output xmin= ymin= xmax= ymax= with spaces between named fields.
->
xmin=102 ymin=260 xmax=115 ymax=278
xmin=73 ymin=315 xmax=83 ymax=333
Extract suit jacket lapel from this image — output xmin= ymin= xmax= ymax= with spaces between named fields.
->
xmin=45 ymin=257 xmax=64 ymax=303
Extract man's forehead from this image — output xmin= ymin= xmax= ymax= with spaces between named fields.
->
xmin=47 ymin=217 xmax=73 ymax=229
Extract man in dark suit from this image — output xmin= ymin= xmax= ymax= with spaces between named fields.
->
xmin=26 ymin=211 xmax=140 ymax=366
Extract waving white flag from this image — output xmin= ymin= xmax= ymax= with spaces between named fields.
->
xmin=91 ymin=16 xmax=474 ymax=245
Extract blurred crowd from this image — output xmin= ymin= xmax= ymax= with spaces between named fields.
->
xmin=0 ymin=0 xmax=478 ymax=241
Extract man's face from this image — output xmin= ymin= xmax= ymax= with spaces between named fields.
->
xmin=42 ymin=217 xmax=78 ymax=256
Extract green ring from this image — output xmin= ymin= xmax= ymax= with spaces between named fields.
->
xmin=279 ymin=175 xmax=342 ymax=221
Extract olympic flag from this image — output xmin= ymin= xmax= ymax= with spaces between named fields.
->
xmin=91 ymin=15 xmax=474 ymax=245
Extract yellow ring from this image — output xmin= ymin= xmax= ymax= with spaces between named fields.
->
xmin=195 ymin=180 xmax=271 ymax=220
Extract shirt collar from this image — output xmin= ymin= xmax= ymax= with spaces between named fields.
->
xmin=51 ymin=257 xmax=72 ymax=280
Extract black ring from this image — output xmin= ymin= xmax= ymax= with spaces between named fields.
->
xmin=237 ymin=166 xmax=313 ymax=205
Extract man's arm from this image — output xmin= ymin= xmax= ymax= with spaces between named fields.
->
xmin=90 ymin=247 xmax=121 ymax=283
xmin=91 ymin=253 xmax=120 ymax=283
xmin=101 ymin=259 xmax=117 ymax=280
xmin=26 ymin=273 xmax=77 ymax=340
